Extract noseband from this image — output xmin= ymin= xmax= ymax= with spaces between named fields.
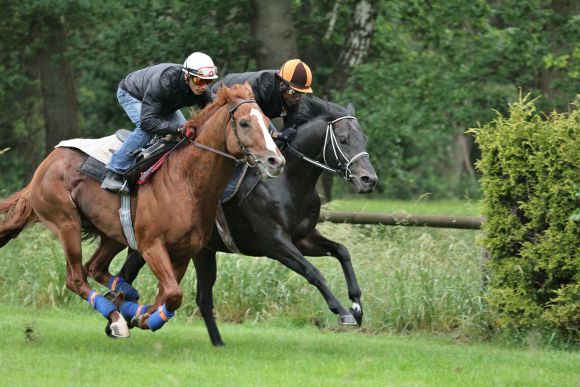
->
xmin=189 ymin=99 xmax=259 ymax=166
xmin=286 ymin=116 xmax=369 ymax=180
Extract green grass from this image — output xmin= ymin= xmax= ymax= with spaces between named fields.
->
xmin=1 ymin=305 xmax=578 ymax=386
xmin=324 ymin=198 xmax=482 ymax=216
xmin=0 ymin=222 xmax=490 ymax=340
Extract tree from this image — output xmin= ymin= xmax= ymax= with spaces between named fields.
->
xmin=319 ymin=0 xmax=379 ymax=201
xmin=250 ymin=0 xmax=299 ymax=68
xmin=33 ymin=12 xmax=80 ymax=154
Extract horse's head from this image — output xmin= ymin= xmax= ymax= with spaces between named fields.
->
xmin=222 ymin=82 xmax=285 ymax=178
xmin=290 ymin=98 xmax=378 ymax=193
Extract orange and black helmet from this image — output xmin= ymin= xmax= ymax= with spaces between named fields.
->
xmin=278 ymin=59 xmax=313 ymax=93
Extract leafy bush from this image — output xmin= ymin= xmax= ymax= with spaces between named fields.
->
xmin=470 ymin=96 xmax=579 ymax=345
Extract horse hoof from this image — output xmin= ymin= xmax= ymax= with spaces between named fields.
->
xmin=338 ymin=314 xmax=358 ymax=326
xmin=130 ymin=313 xmax=150 ymax=330
xmin=349 ymin=304 xmax=364 ymax=326
xmin=106 ymin=317 xmax=130 ymax=338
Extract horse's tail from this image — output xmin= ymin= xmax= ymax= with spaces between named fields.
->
xmin=0 ymin=185 xmax=37 ymax=247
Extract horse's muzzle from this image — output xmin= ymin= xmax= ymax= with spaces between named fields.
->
xmin=352 ymin=172 xmax=378 ymax=193
xmin=255 ymin=153 xmax=285 ymax=178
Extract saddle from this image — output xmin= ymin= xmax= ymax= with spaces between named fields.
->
xmin=114 ymin=130 xmax=180 ymax=186
xmin=61 ymin=130 xmax=179 ymax=188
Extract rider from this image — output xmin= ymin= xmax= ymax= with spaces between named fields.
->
xmin=213 ymin=59 xmax=313 ymax=145
xmin=101 ymin=52 xmax=219 ymax=191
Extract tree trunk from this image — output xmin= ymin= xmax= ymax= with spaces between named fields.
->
xmin=250 ymin=0 xmax=299 ymax=69
xmin=328 ymin=0 xmax=378 ymax=90
xmin=35 ymin=15 xmax=80 ymax=155
xmin=320 ymin=0 xmax=378 ymax=201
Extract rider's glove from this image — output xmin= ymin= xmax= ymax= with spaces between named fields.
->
xmin=272 ymin=126 xmax=297 ymax=143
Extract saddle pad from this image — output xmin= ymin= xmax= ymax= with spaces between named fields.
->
xmin=56 ymin=134 xmax=122 ymax=165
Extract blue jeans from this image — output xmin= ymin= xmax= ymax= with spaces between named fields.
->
xmin=107 ymin=87 xmax=186 ymax=174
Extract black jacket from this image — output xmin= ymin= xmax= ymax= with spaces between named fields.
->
xmin=214 ymin=70 xmax=294 ymax=121
xmin=119 ymin=63 xmax=213 ymax=135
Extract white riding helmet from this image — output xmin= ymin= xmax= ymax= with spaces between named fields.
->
xmin=183 ymin=52 xmax=218 ymax=79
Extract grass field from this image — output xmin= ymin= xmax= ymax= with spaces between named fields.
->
xmin=1 ymin=305 xmax=578 ymax=386
xmin=0 ymin=198 xmax=576 ymax=385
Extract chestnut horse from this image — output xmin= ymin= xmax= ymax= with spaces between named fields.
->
xmin=0 ymin=83 xmax=284 ymax=337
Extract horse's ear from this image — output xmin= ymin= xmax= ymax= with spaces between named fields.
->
xmin=242 ymin=80 xmax=254 ymax=97
xmin=347 ymin=101 xmax=356 ymax=116
xmin=222 ymin=84 xmax=235 ymax=104
xmin=215 ymin=80 xmax=225 ymax=91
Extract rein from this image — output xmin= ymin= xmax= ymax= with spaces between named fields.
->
xmin=188 ymin=99 xmax=258 ymax=165
xmin=286 ymin=116 xmax=369 ymax=180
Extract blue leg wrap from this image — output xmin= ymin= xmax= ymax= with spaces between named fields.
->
xmin=108 ymin=276 xmax=140 ymax=302
xmin=88 ymin=290 xmax=116 ymax=319
xmin=119 ymin=301 xmax=149 ymax=321
xmin=148 ymin=304 xmax=175 ymax=332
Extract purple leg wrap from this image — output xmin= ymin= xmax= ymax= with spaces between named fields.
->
xmin=108 ymin=276 xmax=140 ymax=302
xmin=148 ymin=304 xmax=175 ymax=332
xmin=119 ymin=301 xmax=149 ymax=321
xmin=88 ymin=290 xmax=116 ymax=318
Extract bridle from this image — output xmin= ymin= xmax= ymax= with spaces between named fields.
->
xmin=187 ymin=99 xmax=259 ymax=167
xmin=286 ymin=116 xmax=369 ymax=180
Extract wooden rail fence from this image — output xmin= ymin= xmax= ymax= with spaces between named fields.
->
xmin=319 ymin=211 xmax=484 ymax=230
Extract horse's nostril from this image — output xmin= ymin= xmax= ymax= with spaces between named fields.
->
xmin=268 ymin=157 xmax=280 ymax=167
xmin=361 ymin=175 xmax=378 ymax=186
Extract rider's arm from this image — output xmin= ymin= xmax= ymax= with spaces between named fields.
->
xmin=140 ymin=73 xmax=181 ymax=135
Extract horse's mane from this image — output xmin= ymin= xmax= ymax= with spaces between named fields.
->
xmin=289 ymin=96 xmax=348 ymax=127
xmin=183 ymin=84 xmax=252 ymax=137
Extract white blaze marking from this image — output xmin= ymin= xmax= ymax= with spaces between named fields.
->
xmin=250 ymin=108 xmax=278 ymax=153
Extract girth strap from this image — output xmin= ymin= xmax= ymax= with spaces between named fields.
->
xmin=119 ymin=188 xmax=138 ymax=250
xmin=215 ymin=203 xmax=241 ymax=254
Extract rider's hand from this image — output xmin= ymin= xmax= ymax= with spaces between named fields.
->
xmin=273 ymin=126 xmax=297 ymax=143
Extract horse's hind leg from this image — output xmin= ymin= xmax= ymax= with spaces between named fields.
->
xmin=193 ymin=249 xmax=224 ymax=347
xmin=84 ymin=236 xmax=141 ymax=302
xmin=31 ymin=197 xmax=129 ymax=337
xmin=295 ymin=228 xmax=363 ymax=325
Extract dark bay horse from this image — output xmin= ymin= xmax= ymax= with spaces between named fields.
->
xmin=0 ymin=83 xmax=284 ymax=337
xmin=118 ymin=96 xmax=378 ymax=345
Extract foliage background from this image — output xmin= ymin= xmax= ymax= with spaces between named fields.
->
xmin=0 ymin=0 xmax=578 ymax=198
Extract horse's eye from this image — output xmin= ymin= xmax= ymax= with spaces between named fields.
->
xmin=239 ymin=120 xmax=250 ymax=129
xmin=339 ymin=136 xmax=347 ymax=144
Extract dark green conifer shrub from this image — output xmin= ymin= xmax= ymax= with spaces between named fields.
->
xmin=470 ymin=96 xmax=579 ymax=345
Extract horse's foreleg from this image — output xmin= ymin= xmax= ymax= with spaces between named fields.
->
xmin=294 ymin=228 xmax=363 ymax=325
xmin=117 ymin=248 xmax=147 ymax=285
xmin=193 ymin=249 xmax=224 ymax=347
xmin=266 ymin=233 xmax=357 ymax=326
xmin=127 ymin=241 xmax=182 ymax=332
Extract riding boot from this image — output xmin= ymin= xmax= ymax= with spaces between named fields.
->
xmin=101 ymin=170 xmax=125 ymax=192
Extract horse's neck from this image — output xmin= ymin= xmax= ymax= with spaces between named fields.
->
xmin=284 ymin=122 xmax=328 ymax=193
xmin=163 ymin=111 xmax=234 ymax=203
